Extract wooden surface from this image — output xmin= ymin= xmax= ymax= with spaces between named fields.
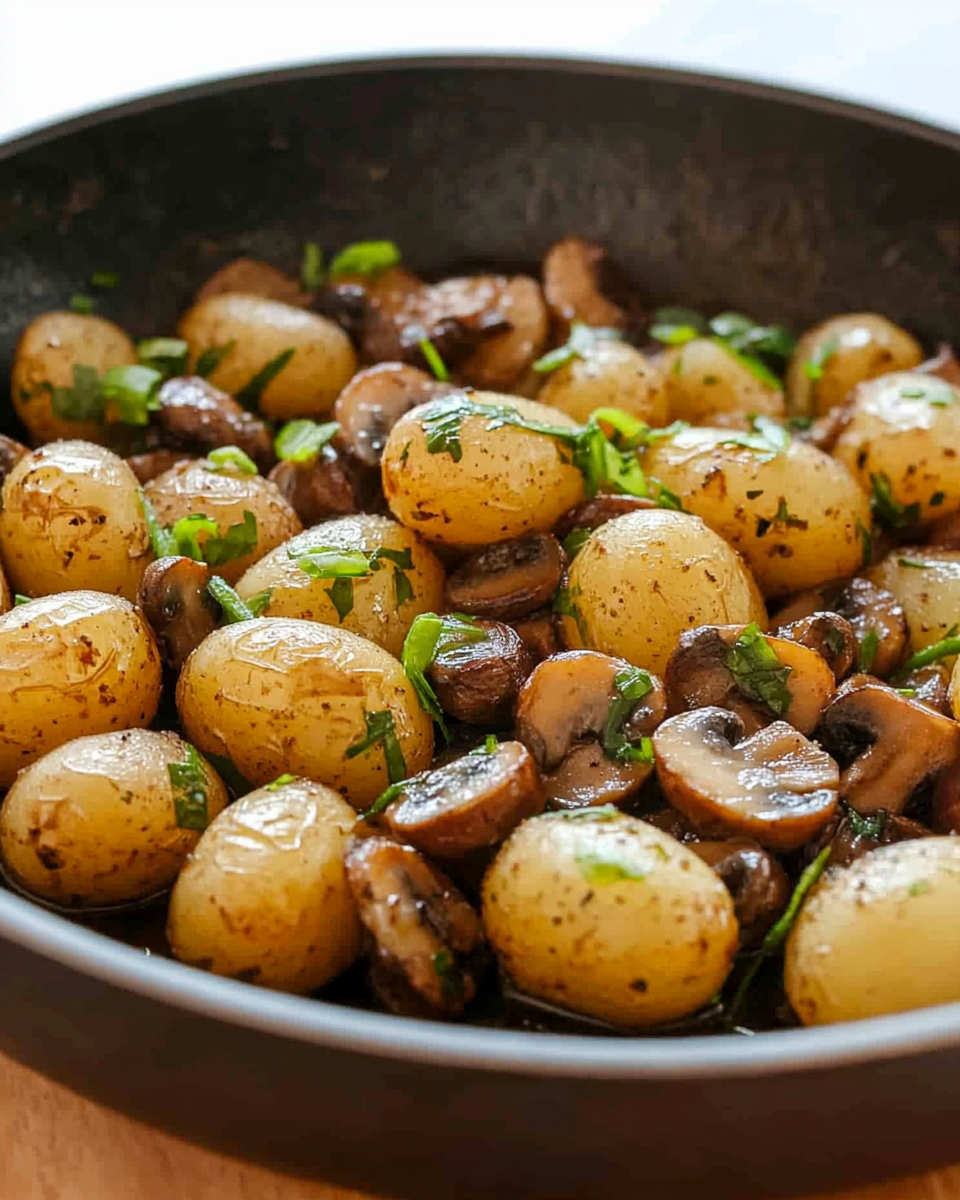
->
xmin=0 ymin=1050 xmax=955 ymax=1200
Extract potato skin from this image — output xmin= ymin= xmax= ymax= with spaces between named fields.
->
xmin=0 ymin=440 xmax=153 ymax=601
xmin=178 ymin=293 xmax=357 ymax=421
xmin=176 ymin=618 xmax=433 ymax=805
xmin=0 ymin=730 xmax=227 ymax=908
xmin=0 ymin=591 xmax=162 ymax=788
xmin=382 ymin=393 xmax=585 ymax=545
xmin=786 ymin=838 xmax=960 ymax=1025
xmin=482 ymin=811 xmax=738 ymax=1026
xmin=235 ymin=514 xmax=445 ymax=657
xmin=537 ymin=342 xmax=669 ymax=426
xmin=868 ymin=548 xmax=960 ymax=664
xmin=786 ymin=314 xmax=923 ymax=417
xmin=560 ymin=509 xmax=767 ymax=673
xmin=144 ymin=458 xmax=302 ymax=584
xmin=659 ymin=338 xmax=785 ymax=425
xmin=12 ymin=312 xmax=137 ymax=445
xmin=645 ymin=427 xmax=870 ymax=597
xmin=832 ymin=372 xmax=960 ymax=523
xmin=167 ymin=779 xmax=362 ymax=992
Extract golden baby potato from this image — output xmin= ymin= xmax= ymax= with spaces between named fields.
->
xmin=167 ymin=778 xmax=362 ymax=993
xmin=0 ymin=730 xmax=227 ymax=909
xmin=558 ymin=509 xmax=767 ymax=673
xmin=786 ymin=313 xmax=924 ymax=417
xmin=0 ymin=440 xmax=153 ymax=601
xmin=869 ymin=548 xmax=960 ymax=665
xmin=12 ymin=311 xmax=137 ymax=445
xmin=144 ymin=458 xmax=302 ymax=584
xmin=786 ymin=839 xmax=960 ymax=1025
xmin=178 ymin=293 xmax=357 ymax=421
xmin=482 ymin=810 xmax=738 ymax=1026
xmin=644 ymin=426 xmax=870 ymax=596
xmin=0 ymin=591 xmax=162 ymax=788
xmin=537 ymin=341 xmax=669 ymax=426
xmin=176 ymin=618 xmax=433 ymax=806
xmin=235 ymin=513 xmax=445 ymax=658
xmin=832 ymin=372 xmax=960 ymax=523
xmin=381 ymin=393 xmax=585 ymax=545
xmin=659 ymin=338 xmax=785 ymax=425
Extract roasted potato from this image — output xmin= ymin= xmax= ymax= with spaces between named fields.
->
xmin=537 ymin=341 xmax=669 ymax=426
xmin=659 ymin=338 xmax=785 ymax=425
xmin=868 ymin=547 xmax=960 ymax=665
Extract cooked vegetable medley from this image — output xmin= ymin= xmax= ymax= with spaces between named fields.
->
xmin=7 ymin=235 xmax=960 ymax=1035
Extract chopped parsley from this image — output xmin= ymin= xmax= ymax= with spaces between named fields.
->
xmin=168 ymin=744 xmax=210 ymax=831
xmin=90 ymin=269 xmax=120 ymax=289
xmin=360 ymin=780 xmax=408 ymax=821
xmin=845 ymin=806 xmax=888 ymax=839
xmin=858 ymin=629 xmax=880 ymax=673
xmin=898 ymin=557 xmax=932 ymax=569
xmin=265 ymin=773 xmax=297 ymax=791
xmin=899 ymin=382 xmax=955 ymax=407
xmin=419 ymin=336 xmax=450 ymax=382
xmin=46 ymin=364 xmax=105 ymax=422
xmin=532 ymin=321 xmax=622 ymax=374
xmin=432 ymin=949 xmax=465 ymax=1003
xmin=245 ymin=589 xmax=273 ymax=617
xmin=274 ymin=418 xmax=339 ymax=464
xmin=718 ymin=415 xmax=790 ymax=462
xmin=206 ymin=575 xmax=256 ymax=624
xmin=99 ymin=365 xmax=163 ymax=425
xmin=803 ymin=337 xmax=838 ymax=382
xmin=574 ymin=851 xmax=652 ymax=886
xmin=723 ymin=623 xmax=792 ymax=716
xmin=301 ymin=241 xmax=325 ymax=290
xmin=13 ymin=594 xmax=30 ymax=606
xmin=400 ymin=612 xmax=485 ymax=740
xmin=553 ymin=585 xmax=589 ymax=644
xmin=195 ymin=340 xmax=236 ymax=378
xmin=545 ymin=805 xmax=621 ymax=822
xmin=900 ymin=626 xmax=960 ymax=674
xmin=290 ymin=542 xmax=414 ymax=620
xmin=139 ymin=491 xmax=176 ymax=557
xmin=328 ymin=240 xmax=401 ymax=280
xmin=70 ymin=293 xmax=96 ymax=314
xmin=562 ymin=527 xmax=592 ymax=559
xmin=137 ymin=337 xmax=189 ymax=379
xmin=856 ymin=519 xmax=873 ymax=569
xmin=345 ymin=709 xmax=407 ymax=783
xmin=206 ymin=445 xmax=258 ymax=475
xmin=601 ymin=666 xmax=655 ymax=765
xmin=870 ymin=472 xmax=920 ymax=533
xmin=235 ymin=348 xmax=296 ymax=410
xmin=171 ymin=510 xmax=258 ymax=567
xmin=648 ymin=306 xmax=708 ymax=346
xmin=773 ymin=497 xmax=807 ymax=529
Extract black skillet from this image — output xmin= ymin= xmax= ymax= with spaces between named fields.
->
xmin=2 ymin=56 xmax=960 ymax=1200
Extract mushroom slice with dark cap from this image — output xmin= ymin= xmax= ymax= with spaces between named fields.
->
xmin=774 ymin=611 xmax=858 ymax=680
xmin=554 ymin=494 xmax=655 ymax=541
xmin=344 ymin=835 xmax=485 ymax=1018
xmin=127 ymin=449 xmax=192 ymax=485
xmin=381 ymin=741 xmax=545 ymax=859
xmin=333 ymin=362 xmax=450 ymax=469
xmin=195 ymin=257 xmax=313 ymax=307
xmin=268 ymin=446 xmax=358 ymax=528
xmin=688 ymin=839 xmax=790 ymax=950
xmin=428 ymin=619 xmax=534 ymax=727
xmin=510 ymin=608 xmax=562 ymax=663
xmin=896 ymin=664 xmax=952 ymax=716
xmin=515 ymin=650 xmax=666 ymax=809
xmin=156 ymin=376 xmax=275 ymax=473
xmin=444 ymin=534 xmax=566 ymax=624
xmin=817 ymin=679 xmax=960 ymax=815
xmin=653 ymin=707 xmax=839 ymax=852
xmin=137 ymin=556 xmax=218 ymax=670
xmin=458 ymin=275 xmax=549 ymax=393
xmin=826 ymin=808 xmax=932 ymax=867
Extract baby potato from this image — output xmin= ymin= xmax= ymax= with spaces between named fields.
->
xmin=0 ymin=591 xmax=162 ymax=788
xmin=176 ymin=618 xmax=432 ymax=806
xmin=644 ymin=427 xmax=870 ymax=597
xmin=0 ymin=440 xmax=152 ymax=601
xmin=144 ymin=458 xmax=302 ymax=584
xmin=786 ymin=314 xmax=924 ymax=417
xmin=537 ymin=341 xmax=669 ymax=426
xmin=786 ymin=838 xmax=960 ymax=1025
xmin=832 ymin=372 xmax=960 ymax=523
xmin=11 ymin=311 xmax=137 ymax=445
xmin=382 ymin=393 xmax=585 ymax=545
xmin=559 ymin=509 xmax=767 ymax=673
xmin=178 ymin=293 xmax=357 ymax=421
xmin=235 ymin=514 xmax=445 ymax=658
xmin=868 ymin=548 xmax=960 ymax=664
xmin=167 ymin=779 xmax=361 ymax=992
xmin=482 ymin=810 xmax=738 ymax=1026
xmin=0 ymin=730 xmax=227 ymax=909
xmin=659 ymin=338 xmax=785 ymax=425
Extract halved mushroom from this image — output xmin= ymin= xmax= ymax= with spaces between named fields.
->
xmin=774 ymin=611 xmax=858 ymax=680
xmin=554 ymin=494 xmax=656 ymax=540
xmin=338 ymin=265 xmax=426 ymax=363
xmin=459 ymin=275 xmax=550 ymax=393
xmin=688 ymin=839 xmax=790 ymax=949
xmin=333 ymin=362 xmax=448 ymax=468
xmin=444 ymin=534 xmax=565 ymax=623
xmin=156 ymin=376 xmax=276 ymax=472
xmin=827 ymin=809 xmax=932 ymax=866
xmin=817 ymin=679 xmax=960 ymax=814
xmin=510 ymin=608 xmax=562 ymax=663
xmin=344 ymin=835 xmax=485 ymax=1018
xmin=0 ymin=434 xmax=29 ymax=486
xmin=774 ymin=578 xmax=907 ymax=679
xmin=542 ymin=237 xmax=630 ymax=336
xmin=127 ymin=449 xmax=192 ymax=485
xmin=195 ymin=257 xmax=312 ymax=307
xmin=429 ymin=620 xmax=534 ymax=727
xmin=896 ymin=664 xmax=952 ymax=716
xmin=917 ymin=342 xmax=960 ymax=388
xmin=137 ymin=556 xmax=218 ymax=670
xmin=268 ymin=446 xmax=358 ymax=527
xmin=381 ymin=741 xmax=545 ymax=859
xmin=664 ymin=625 xmax=834 ymax=735
xmin=515 ymin=650 xmax=666 ymax=809
xmin=654 ymin=707 xmax=839 ymax=851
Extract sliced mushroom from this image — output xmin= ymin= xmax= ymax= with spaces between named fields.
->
xmin=127 ymin=449 xmax=193 ymax=484
xmin=268 ymin=446 xmax=358 ymax=527
xmin=429 ymin=620 xmax=534 ymax=727
xmin=459 ymin=275 xmax=549 ymax=393
xmin=381 ymin=741 xmax=545 ymax=859
xmin=827 ymin=809 xmax=932 ymax=866
xmin=554 ymin=494 xmax=655 ymax=540
xmin=897 ymin=664 xmax=952 ymax=716
xmin=642 ymin=805 xmax=701 ymax=842
xmin=313 ymin=281 xmax=368 ymax=339
xmin=156 ymin=376 xmax=276 ymax=472
xmin=510 ymin=608 xmax=562 ymax=663
xmin=664 ymin=624 xmax=834 ymax=735
xmin=195 ymin=257 xmax=312 ymax=307
xmin=817 ymin=679 xmax=960 ymax=814
xmin=653 ymin=707 xmax=839 ymax=852
xmin=0 ymin=434 xmax=29 ymax=486
xmin=444 ymin=534 xmax=565 ymax=623
xmin=137 ymin=556 xmax=218 ymax=670
xmin=516 ymin=650 xmax=666 ymax=809
xmin=332 ymin=362 xmax=448 ymax=469
xmin=542 ymin=237 xmax=630 ymax=336
xmin=344 ymin=835 xmax=485 ymax=1018
xmin=774 ymin=611 xmax=858 ymax=680
xmin=774 ymin=578 xmax=907 ymax=679
xmin=346 ymin=265 xmax=427 ymax=363
xmin=688 ymin=839 xmax=790 ymax=950
xmin=917 ymin=342 xmax=960 ymax=388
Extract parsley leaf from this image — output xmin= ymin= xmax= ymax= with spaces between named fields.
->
xmin=13 ymin=594 xmax=30 ymax=606
xmin=858 ymin=629 xmax=880 ymax=673
xmin=137 ymin=337 xmax=189 ymax=379
xmin=90 ymin=270 xmax=120 ymax=289
xmin=99 ymin=365 xmax=163 ymax=425
xmin=235 ymin=348 xmax=296 ymax=410
xmin=601 ymin=666 xmax=655 ymax=764
xmin=328 ymin=240 xmax=401 ymax=280
xmin=168 ymin=743 xmax=210 ymax=831
xmin=773 ymin=497 xmax=807 ymax=529
xmin=206 ymin=575 xmax=256 ymax=624
xmin=195 ymin=341 xmax=236 ymax=378
xmin=345 ymin=709 xmax=407 ymax=783
xmin=70 ymin=293 xmax=96 ymax=314
xmin=562 ymin=527 xmax=592 ymax=559
xmin=803 ymin=337 xmax=838 ymax=382
xmin=856 ymin=518 xmax=873 ymax=570
xmin=432 ymin=949 xmax=465 ymax=1003
xmin=899 ymin=627 xmax=960 ymax=674
xmin=649 ymin=306 xmax=708 ymax=346
xmin=274 ymin=419 xmax=339 ymax=464
xmin=575 ymin=849 xmax=661 ymax=885
xmin=139 ymin=491 xmax=177 ymax=558
xmin=301 ymin=241 xmax=325 ymax=290
xmin=717 ymin=416 xmax=790 ymax=462
xmin=723 ymin=623 xmax=792 ymax=716
xmin=49 ymin=364 xmax=104 ymax=421
xmin=419 ymin=336 xmax=450 ymax=382
xmin=168 ymin=511 xmax=257 ymax=566
xmin=360 ymin=780 xmax=408 ymax=821
xmin=400 ymin=613 xmax=485 ymax=740
xmin=870 ymin=472 xmax=920 ymax=533
xmin=206 ymin=445 xmax=258 ymax=475
xmin=245 ymin=588 xmax=273 ymax=617
xmin=532 ymin=322 xmax=622 ymax=374
xmin=266 ymin=773 xmax=297 ymax=791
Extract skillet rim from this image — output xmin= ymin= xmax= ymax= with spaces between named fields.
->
xmin=3 ymin=51 xmax=960 ymax=1080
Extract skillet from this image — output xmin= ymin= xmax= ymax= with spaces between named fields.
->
xmin=3 ymin=55 xmax=960 ymax=1200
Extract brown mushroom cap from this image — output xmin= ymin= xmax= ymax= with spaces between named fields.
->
xmin=268 ymin=446 xmax=358 ymax=528
xmin=653 ymin=707 xmax=840 ymax=851
xmin=333 ymin=362 xmax=448 ymax=469
xmin=817 ymin=679 xmax=960 ymax=814
xmin=382 ymin=741 xmax=544 ymax=858
xmin=127 ymin=449 xmax=193 ymax=485
xmin=510 ymin=608 xmax=562 ymax=663
xmin=897 ymin=664 xmax=952 ymax=716
xmin=459 ymin=275 xmax=549 ymax=393
xmin=344 ymin=835 xmax=485 ymax=1018
xmin=827 ymin=809 xmax=932 ymax=866
xmin=156 ymin=376 xmax=275 ymax=473
xmin=444 ymin=534 xmax=565 ymax=623
xmin=136 ymin=556 xmax=218 ymax=670
xmin=774 ymin=611 xmax=858 ymax=680
xmin=428 ymin=619 xmax=534 ymax=727
xmin=688 ymin=839 xmax=790 ymax=949
xmin=542 ymin=237 xmax=629 ymax=336
xmin=195 ymin=258 xmax=312 ymax=308
xmin=554 ymin=494 xmax=656 ymax=540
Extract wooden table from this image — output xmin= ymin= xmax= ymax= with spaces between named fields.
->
xmin=0 ymin=1050 xmax=953 ymax=1200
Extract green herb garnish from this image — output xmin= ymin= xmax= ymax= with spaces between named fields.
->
xmin=574 ymin=851 xmax=655 ymax=885
xmin=856 ymin=519 xmax=873 ymax=569
xmin=532 ymin=322 xmax=622 ymax=374
xmin=13 ymin=594 xmax=30 ymax=606
xmin=899 ymin=627 xmax=960 ymax=674
xmin=553 ymin=585 xmax=589 ymax=644
xmin=899 ymin=382 xmax=955 ymax=407
xmin=858 ymin=629 xmax=880 ymax=673
xmin=601 ymin=667 xmax=655 ymax=765
xmin=90 ymin=270 xmax=120 ymax=289
xmin=206 ymin=445 xmax=258 ymax=475
xmin=168 ymin=744 xmax=210 ymax=831
xmin=137 ymin=337 xmax=189 ymax=379
xmin=803 ymin=337 xmax=838 ymax=382
xmin=195 ymin=340 xmax=236 ymax=378
xmin=328 ymin=240 xmax=401 ymax=280
xmin=898 ymin=558 xmax=932 ymax=569
xmin=717 ymin=416 xmax=790 ymax=462
xmin=546 ymin=805 xmax=621 ymax=822
xmin=265 ymin=773 xmax=297 ymax=791
xmin=419 ymin=336 xmax=450 ymax=382
xmin=48 ymin=364 xmax=104 ymax=421
xmin=290 ymin=543 xmax=414 ymax=620
xmin=301 ymin=241 xmax=325 ymax=290
xmin=400 ymin=613 xmax=485 ymax=739
xmin=99 ymin=365 xmax=163 ymax=425
xmin=204 ymin=753 xmax=252 ymax=797
xmin=870 ymin=472 xmax=920 ymax=533
xmin=274 ymin=418 xmax=339 ymax=464
xmin=648 ymin=306 xmax=708 ymax=346
xmin=712 ymin=337 xmax=782 ymax=389
xmin=245 ymin=589 xmax=273 ymax=617
xmin=845 ymin=806 xmax=888 ymax=839
xmin=167 ymin=511 xmax=258 ymax=567
xmin=207 ymin=575 xmax=256 ymax=624
xmin=723 ymin=623 xmax=792 ymax=716
xmin=562 ymin=527 xmax=592 ymax=559
xmin=139 ymin=491 xmax=177 ymax=557
xmin=70 ymin=293 xmax=96 ymax=314
xmin=345 ymin=709 xmax=407 ymax=783
xmin=360 ymin=780 xmax=408 ymax=821
xmin=432 ymin=949 xmax=465 ymax=1003
xmin=235 ymin=348 xmax=296 ymax=410
xmin=772 ymin=497 xmax=807 ymax=529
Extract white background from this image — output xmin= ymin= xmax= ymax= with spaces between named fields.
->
xmin=1 ymin=0 xmax=960 ymax=143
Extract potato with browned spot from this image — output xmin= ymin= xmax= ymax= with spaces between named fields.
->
xmin=537 ymin=341 xmax=669 ymax=426
xmin=868 ymin=548 xmax=960 ymax=667
xmin=659 ymin=338 xmax=785 ymax=425
xmin=0 ymin=730 xmax=227 ymax=909
xmin=167 ymin=778 xmax=362 ymax=993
